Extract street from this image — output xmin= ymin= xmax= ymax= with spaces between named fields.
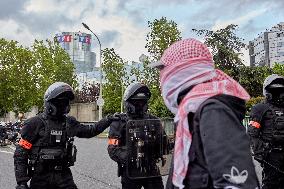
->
xmin=0 ymin=138 xmax=262 ymax=189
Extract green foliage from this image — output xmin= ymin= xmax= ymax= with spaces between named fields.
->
xmin=143 ymin=17 xmax=181 ymax=118
xmin=146 ymin=17 xmax=182 ymax=61
xmin=102 ymin=48 xmax=126 ymax=115
xmin=246 ymin=96 xmax=265 ymax=113
xmin=74 ymin=83 xmax=99 ymax=103
xmin=0 ymin=38 xmax=76 ymax=115
xmin=239 ymin=66 xmax=272 ymax=97
xmin=193 ymin=24 xmax=245 ymax=80
xmin=272 ymin=63 xmax=284 ymax=76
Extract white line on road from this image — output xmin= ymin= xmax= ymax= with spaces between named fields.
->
xmin=0 ymin=150 xmax=13 ymax=155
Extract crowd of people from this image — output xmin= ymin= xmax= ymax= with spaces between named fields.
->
xmin=9 ymin=38 xmax=284 ymax=189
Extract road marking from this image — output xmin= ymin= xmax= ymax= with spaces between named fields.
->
xmin=0 ymin=150 xmax=13 ymax=155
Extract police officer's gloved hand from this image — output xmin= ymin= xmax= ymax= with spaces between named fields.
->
xmin=16 ymin=183 xmax=29 ymax=189
xmin=106 ymin=113 xmax=121 ymax=122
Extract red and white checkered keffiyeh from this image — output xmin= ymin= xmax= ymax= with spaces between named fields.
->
xmin=159 ymin=39 xmax=250 ymax=188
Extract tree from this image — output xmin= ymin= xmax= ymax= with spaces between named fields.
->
xmin=239 ymin=66 xmax=272 ymax=97
xmin=192 ymin=24 xmax=246 ymax=80
xmin=146 ymin=17 xmax=182 ymax=60
xmin=31 ymin=40 xmax=77 ymax=109
xmin=0 ymin=39 xmax=37 ymax=115
xmin=144 ymin=17 xmax=182 ymax=117
xmin=102 ymin=48 xmax=127 ymax=114
xmin=272 ymin=63 xmax=284 ymax=76
xmin=0 ymin=38 xmax=77 ymax=115
xmin=74 ymin=82 xmax=99 ymax=103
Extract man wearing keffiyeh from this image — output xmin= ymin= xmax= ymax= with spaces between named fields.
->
xmin=149 ymin=38 xmax=260 ymax=189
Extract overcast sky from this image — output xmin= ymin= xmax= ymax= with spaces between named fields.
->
xmin=0 ymin=0 xmax=284 ymax=66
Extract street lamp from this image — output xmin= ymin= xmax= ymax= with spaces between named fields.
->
xmin=82 ymin=22 xmax=104 ymax=120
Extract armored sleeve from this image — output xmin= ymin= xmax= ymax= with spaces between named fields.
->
xmin=14 ymin=116 xmax=41 ymax=184
xmin=107 ymin=120 xmax=128 ymax=164
xmin=67 ymin=116 xmax=111 ymax=138
xmin=247 ymin=103 xmax=269 ymax=156
xmin=199 ymin=101 xmax=259 ymax=188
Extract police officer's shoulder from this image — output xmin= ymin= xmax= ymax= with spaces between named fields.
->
xmin=21 ymin=115 xmax=44 ymax=141
xmin=22 ymin=115 xmax=45 ymax=130
xmin=251 ymin=102 xmax=269 ymax=112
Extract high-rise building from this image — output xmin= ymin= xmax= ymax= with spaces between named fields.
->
xmin=249 ymin=22 xmax=284 ymax=67
xmin=55 ymin=32 xmax=99 ymax=86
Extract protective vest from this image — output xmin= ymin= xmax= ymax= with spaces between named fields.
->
xmin=29 ymin=114 xmax=77 ymax=170
xmin=261 ymin=104 xmax=284 ymax=144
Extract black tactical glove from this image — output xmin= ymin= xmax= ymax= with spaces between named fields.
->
xmin=106 ymin=112 xmax=122 ymax=121
xmin=16 ymin=183 xmax=29 ymax=189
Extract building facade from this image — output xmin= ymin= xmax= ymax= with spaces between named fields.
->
xmin=249 ymin=22 xmax=284 ymax=67
xmin=55 ymin=32 xmax=98 ymax=86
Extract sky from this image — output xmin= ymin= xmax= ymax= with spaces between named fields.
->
xmin=0 ymin=0 xmax=284 ymax=66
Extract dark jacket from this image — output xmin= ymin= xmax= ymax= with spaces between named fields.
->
xmin=248 ymin=101 xmax=284 ymax=159
xmin=14 ymin=113 xmax=111 ymax=184
xmin=166 ymin=94 xmax=260 ymax=189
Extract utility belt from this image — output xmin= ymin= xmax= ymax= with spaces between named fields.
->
xmin=29 ymin=144 xmax=77 ymax=174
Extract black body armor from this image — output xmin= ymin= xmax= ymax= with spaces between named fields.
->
xmin=28 ymin=114 xmax=77 ymax=174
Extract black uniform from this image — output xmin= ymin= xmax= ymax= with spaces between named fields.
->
xmin=248 ymin=74 xmax=284 ymax=189
xmin=14 ymin=82 xmax=112 ymax=189
xmin=166 ymin=94 xmax=260 ymax=189
xmin=107 ymin=83 xmax=164 ymax=189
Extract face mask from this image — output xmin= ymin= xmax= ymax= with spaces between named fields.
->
xmin=129 ymin=99 xmax=147 ymax=115
xmin=50 ymin=97 xmax=70 ymax=115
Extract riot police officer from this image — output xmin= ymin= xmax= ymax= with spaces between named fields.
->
xmin=249 ymin=74 xmax=284 ymax=189
xmin=14 ymin=82 xmax=114 ymax=189
xmin=107 ymin=82 xmax=164 ymax=189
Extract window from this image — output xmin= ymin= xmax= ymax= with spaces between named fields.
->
xmin=278 ymin=52 xmax=284 ymax=56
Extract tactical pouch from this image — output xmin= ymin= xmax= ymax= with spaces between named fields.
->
xmin=38 ymin=148 xmax=64 ymax=162
xmin=27 ymin=160 xmax=36 ymax=177
xmin=67 ymin=144 xmax=77 ymax=166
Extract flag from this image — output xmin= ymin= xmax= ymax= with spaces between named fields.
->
xmin=56 ymin=35 xmax=63 ymax=42
xmin=85 ymin=36 xmax=91 ymax=44
xmin=64 ymin=35 xmax=72 ymax=42
xmin=79 ymin=36 xmax=85 ymax=42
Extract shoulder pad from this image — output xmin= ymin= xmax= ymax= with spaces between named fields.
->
xmin=250 ymin=103 xmax=270 ymax=122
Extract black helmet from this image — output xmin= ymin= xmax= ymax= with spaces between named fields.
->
xmin=263 ymin=74 xmax=284 ymax=105
xmin=44 ymin=82 xmax=75 ymax=116
xmin=123 ymin=82 xmax=151 ymax=117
